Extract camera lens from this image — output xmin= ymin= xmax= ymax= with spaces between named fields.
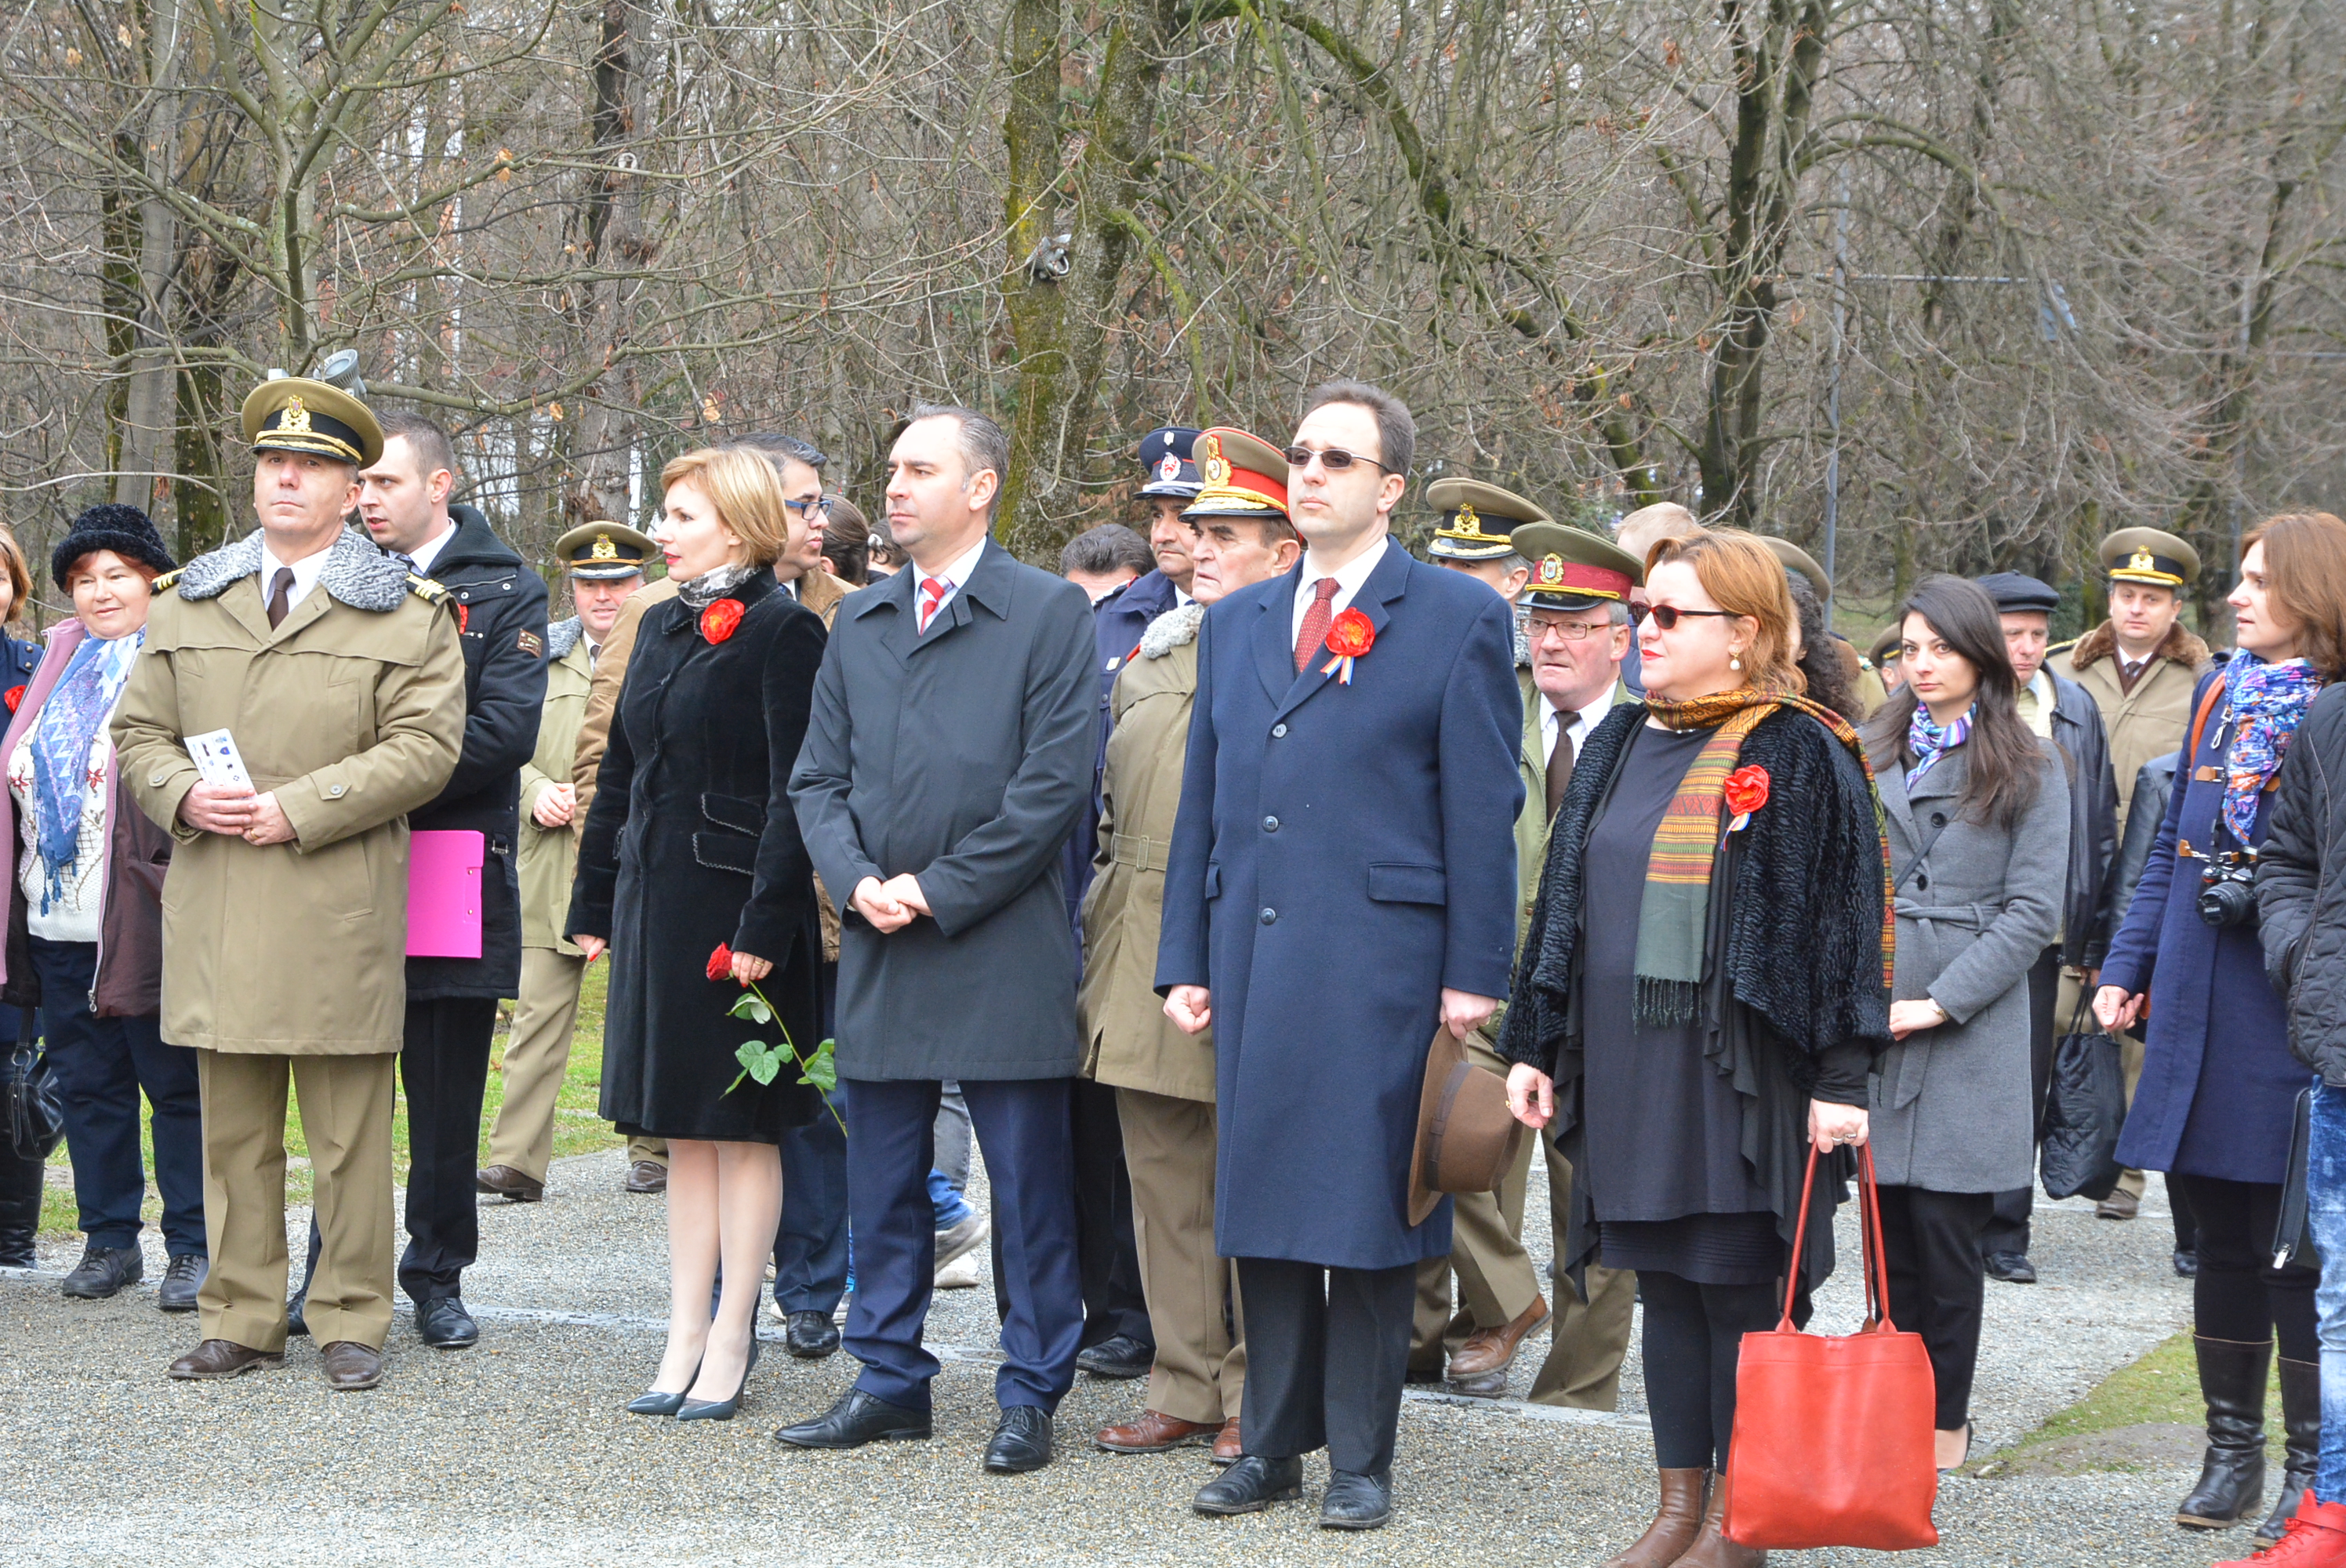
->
xmin=2197 ymin=874 xmax=2257 ymax=928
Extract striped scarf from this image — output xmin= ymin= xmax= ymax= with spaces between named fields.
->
xmin=1636 ymin=686 xmax=1894 ymax=1025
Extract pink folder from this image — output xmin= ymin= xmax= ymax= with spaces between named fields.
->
xmin=407 ymin=829 xmax=485 ymax=959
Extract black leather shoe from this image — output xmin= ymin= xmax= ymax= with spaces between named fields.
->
xmin=60 ymin=1243 xmax=143 ymax=1299
xmin=286 ymin=1290 xmax=309 ymax=1338
xmin=1194 ymin=1454 xmax=1304 ymax=1515
xmin=416 ymin=1297 xmax=479 ymax=1348
xmin=2176 ymin=1249 xmax=2201 ymax=1278
xmin=1320 ymin=1469 xmax=1393 ymax=1530
xmin=1983 ymin=1250 xmax=2037 ymax=1284
xmin=773 ymin=1388 xmax=932 ymax=1449
xmin=983 ymin=1406 xmax=1055 ymax=1474
xmin=158 ymin=1253 xmax=206 ymax=1312
xmin=1076 ymin=1332 xmax=1153 ymax=1380
xmin=784 ymin=1309 xmax=841 ymax=1359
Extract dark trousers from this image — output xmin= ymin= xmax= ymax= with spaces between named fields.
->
xmin=395 ymin=996 xmax=497 ymax=1301
xmin=1877 ymin=1185 xmax=1994 ymax=1430
xmin=31 ymin=936 xmax=203 ymax=1255
xmin=775 ymin=963 xmax=849 ymax=1313
xmin=1235 ymin=1255 xmax=1414 ymax=1477
xmin=1640 ymin=1272 xmax=1783 ymax=1472
xmin=2170 ymin=1173 xmax=2319 ymax=1359
xmin=991 ymin=1075 xmax=1152 ymax=1348
xmin=1983 ymin=946 xmax=2062 ymax=1256
xmin=844 ymin=1075 xmax=1083 ymax=1411
xmin=0 ymin=1136 xmax=41 ymax=1264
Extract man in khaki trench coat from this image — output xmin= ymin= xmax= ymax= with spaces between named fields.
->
xmin=114 ymin=377 xmax=465 ymax=1390
xmin=1084 ymin=429 xmax=1298 ymax=1465
xmin=477 ymin=523 xmax=656 ymax=1201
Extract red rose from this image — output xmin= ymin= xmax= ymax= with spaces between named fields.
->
xmin=1723 ymin=764 xmax=1770 ymax=818
xmin=456 ymin=603 xmax=470 ymax=634
xmin=1324 ymin=608 xmax=1375 ymax=659
xmin=2 ymin=686 xmax=21 ymax=714
xmin=706 ymin=942 xmax=734 ymax=982
xmin=700 ymin=599 xmax=744 ymax=644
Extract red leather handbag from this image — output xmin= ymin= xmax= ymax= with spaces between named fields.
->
xmin=1719 ymin=1142 xmax=1940 ymax=1550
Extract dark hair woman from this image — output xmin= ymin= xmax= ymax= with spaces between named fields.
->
xmin=0 ymin=506 xmax=194 ymax=1301
xmin=570 ymin=446 xmax=830 ymax=1422
xmin=1500 ymin=528 xmax=1893 ymax=1567
xmin=1861 ymin=575 xmax=2068 ymax=1473
xmin=0 ymin=521 xmax=44 ymax=1268
xmin=2097 ymin=512 xmax=2346 ymax=1545
xmin=1785 ymin=572 xmax=1854 ymax=719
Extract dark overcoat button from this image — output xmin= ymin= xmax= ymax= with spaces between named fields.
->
xmin=1263 ymin=816 xmax=1279 ymax=833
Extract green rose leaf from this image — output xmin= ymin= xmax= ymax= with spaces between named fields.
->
xmin=799 ymin=1038 xmax=839 ymax=1093
xmin=728 ymin=993 xmax=773 ymax=1024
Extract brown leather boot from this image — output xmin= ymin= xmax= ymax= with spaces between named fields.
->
xmin=1675 ymin=1472 xmax=1766 ymax=1567
xmin=1600 ymin=1468 xmax=1709 ymax=1568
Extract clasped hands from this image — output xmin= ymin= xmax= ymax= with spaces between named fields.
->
xmin=179 ymin=781 xmax=294 ymax=846
xmin=852 ymin=873 xmax=931 ymax=934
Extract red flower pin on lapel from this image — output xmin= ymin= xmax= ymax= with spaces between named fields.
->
xmin=700 ymin=599 xmax=744 ymax=644
xmin=1723 ymin=764 xmax=1770 ymax=831
xmin=2 ymin=686 xmax=22 ymax=715
xmin=1320 ymin=608 xmax=1375 ymax=685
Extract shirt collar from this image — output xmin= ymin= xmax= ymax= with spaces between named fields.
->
xmin=1538 ymin=682 xmax=1619 ymax=740
xmin=1301 ymin=535 xmax=1388 ymax=604
xmin=921 ymin=535 xmax=989 ymax=592
xmin=2028 ymin=667 xmax=2056 ymax=708
xmin=405 ymin=517 xmax=458 ymax=578
xmin=257 ymin=537 xmax=333 ymax=613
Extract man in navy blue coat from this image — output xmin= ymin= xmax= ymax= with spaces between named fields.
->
xmin=1157 ymin=382 xmax=1521 ymax=1530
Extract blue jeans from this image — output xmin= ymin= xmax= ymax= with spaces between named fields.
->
xmin=2309 ymin=1080 xmax=2346 ymax=1502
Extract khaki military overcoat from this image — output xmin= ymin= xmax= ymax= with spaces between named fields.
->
xmin=2049 ymin=620 xmax=2212 ymax=833
xmin=519 ymin=619 xmax=591 ymax=953
xmin=1080 ymin=602 xmax=1215 ymax=1103
xmin=112 ymin=526 xmax=466 ymax=1054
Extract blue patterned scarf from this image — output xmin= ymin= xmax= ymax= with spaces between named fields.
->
xmin=1905 ymin=701 xmax=1974 ymax=790
xmin=30 ymin=631 xmax=140 ymax=912
xmin=2221 ymin=654 xmax=2322 ymax=846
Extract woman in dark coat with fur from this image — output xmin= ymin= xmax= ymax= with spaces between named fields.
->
xmin=1501 ymin=531 xmax=1891 ymax=1568
xmin=571 ymin=447 xmax=826 ymax=1423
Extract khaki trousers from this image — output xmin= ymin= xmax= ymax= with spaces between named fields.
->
xmin=1115 ymin=1086 xmax=1245 ymax=1425
xmin=486 ymin=948 xmax=586 ymax=1181
xmin=627 ymin=1136 xmax=669 ymax=1167
xmin=195 ymin=1049 xmax=398 ymax=1352
xmin=2112 ymin=1028 xmax=2148 ymax=1201
xmin=1412 ymin=1032 xmax=1546 ymax=1365
xmin=1527 ymin=1140 xmax=1636 ymax=1410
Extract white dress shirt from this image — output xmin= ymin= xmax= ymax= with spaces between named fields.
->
xmin=914 ymin=535 xmax=990 ymax=632
xmin=1290 ymin=535 xmax=1390 ymax=650
xmin=404 ymin=518 xmax=457 ymax=578
xmin=1538 ymin=683 xmax=1622 ymax=768
xmin=257 ymin=538 xmax=334 ymax=615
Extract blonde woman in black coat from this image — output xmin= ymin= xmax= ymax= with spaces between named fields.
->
xmin=571 ymin=446 xmax=827 ymax=1421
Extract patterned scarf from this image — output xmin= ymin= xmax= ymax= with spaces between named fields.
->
xmin=1904 ymin=701 xmax=1974 ymax=790
xmin=677 ymin=560 xmax=755 ymax=610
xmin=31 ymin=630 xmax=140 ymax=912
xmin=2220 ymin=655 xmax=2322 ymax=846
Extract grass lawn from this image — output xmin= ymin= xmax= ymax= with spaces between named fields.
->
xmin=1987 ymin=1328 xmax=2287 ymax=1473
xmin=37 ymin=962 xmax=622 ymax=1236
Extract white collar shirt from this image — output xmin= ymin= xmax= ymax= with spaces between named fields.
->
xmin=915 ymin=535 xmax=990 ymax=632
xmin=404 ymin=519 xmax=457 ymax=579
xmin=1538 ymin=682 xmax=1622 ymax=764
xmin=257 ymin=538 xmax=333 ymax=615
xmin=1290 ymin=535 xmax=1391 ymax=649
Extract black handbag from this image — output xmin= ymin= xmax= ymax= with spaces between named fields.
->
xmin=4 ymin=1022 xmax=60 ymax=1160
xmin=2039 ymin=998 xmax=2127 ymax=1202
xmin=2275 ymin=1086 xmax=2320 ymax=1272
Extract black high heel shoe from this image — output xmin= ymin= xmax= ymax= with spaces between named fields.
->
xmin=677 ymin=1330 xmax=762 ymax=1422
xmin=626 ymin=1352 xmax=704 ymax=1417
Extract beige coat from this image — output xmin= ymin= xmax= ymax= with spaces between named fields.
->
xmin=519 ymin=621 xmax=592 ymax=953
xmin=795 ymin=568 xmax=852 ymax=960
xmin=1081 ymin=601 xmax=1214 ymax=1102
xmin=2050 ymin=620 xmax=2211 ymax=831
xmin=572 ymin=574 xmax=677 ymax=821
xmin=112 ymin=526 xmax=467 ymax=1054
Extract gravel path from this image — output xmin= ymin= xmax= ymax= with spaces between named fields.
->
xmin=0 ymin=1147 xmax=2231 ymax=1566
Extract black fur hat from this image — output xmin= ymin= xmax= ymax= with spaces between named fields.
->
xmin=53 ymin=503 xmax=176 ymax=591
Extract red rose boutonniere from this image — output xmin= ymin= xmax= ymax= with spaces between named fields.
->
xmin=700 ymin=598 xmax=744 ymax=644
xmin=2 ymin=686 xmax=23 ymax=715
xmin=1723 ymin=764 xmax=1770 ymax=832
xmin=1319 ymin=608 xmax=1375 ymax=686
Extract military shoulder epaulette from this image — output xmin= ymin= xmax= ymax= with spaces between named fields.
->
xmin=406 ymin=573 xmax=449 ymax=604
xmin=2046 ymin=637 xmax=2079 ymax=656
xmin=1858 ymin=654 xmax=1876 ymax=672
xmin=151 ymin=568 xmax=183 ymax=593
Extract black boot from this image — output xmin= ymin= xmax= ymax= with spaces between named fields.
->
xmin=2177 ymin=1335 xmax=2271 ymax=1529
xmin=0 ymin=1140 xmax=41 ymax=1266
xmin=2257 ymin=1356 xmax=2322 ymax=1541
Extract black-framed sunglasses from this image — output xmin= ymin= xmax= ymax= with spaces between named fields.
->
xmin=1629 ymin=603 xmax=1738 ymax=631
xmin=1283 ymin=445 xmax=1393 ymax=475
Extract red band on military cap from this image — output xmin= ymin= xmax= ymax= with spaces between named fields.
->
xmin=1529 ymin=559 xmax=1632 ymax=601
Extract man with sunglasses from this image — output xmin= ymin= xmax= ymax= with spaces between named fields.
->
xmin=1160 ymin=380 xmax=1520 ymax=1530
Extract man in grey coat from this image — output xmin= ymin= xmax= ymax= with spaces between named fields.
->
xmin=783 ymin=405 xmax=1099 ymax=1475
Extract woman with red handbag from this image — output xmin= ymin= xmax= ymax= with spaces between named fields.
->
xmin=1862 ymin=577 xmax=2069 ymax=1473
xmin=1500 ymin=530 xmax=1894 ymax=1568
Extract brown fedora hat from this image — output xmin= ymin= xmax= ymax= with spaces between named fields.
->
xmin=1407 ymin=1024 xmax=1527 ymax=1226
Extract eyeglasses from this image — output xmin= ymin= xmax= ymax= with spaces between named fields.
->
xmin=1283 ymin=445 xmax=1393 ymax=475
xmin=1526 ymin=617 xmax=1615 ymax=643
xmin=785 ymin=495 xmax=830 ymax=518
xmin=1629 ymin=603 xmax=1739 ymax=631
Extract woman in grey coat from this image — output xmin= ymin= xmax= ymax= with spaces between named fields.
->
xmin=1863 ymin=576 xmax=2069 ymax=1472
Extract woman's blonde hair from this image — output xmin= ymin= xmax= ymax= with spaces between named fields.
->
xmin=2242 ymin=512 xmax=2346 ymax=681
xmin=0 ymin=524 xmax=33 ymax=623
xmin=659 ymin=446 xmax=790 ymax=568
xmin=1643 ymin=528 xmax=1803 ymax=695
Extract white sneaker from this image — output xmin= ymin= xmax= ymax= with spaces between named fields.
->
xmin=935 ymin=1251 xmax=982 ymax=1290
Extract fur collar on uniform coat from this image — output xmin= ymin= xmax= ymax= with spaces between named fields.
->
xmin=547 ymin=615 xmax=584 ymax=661
xmin=174 ymin=524 xmax=414 ymax=614
xmin=2067 ymin=619 xmax=2210 ymax=673
xmin=1138 ymin=601 xmax=1205 ymax=660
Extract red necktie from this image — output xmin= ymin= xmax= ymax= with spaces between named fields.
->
xmin=1294 ymin=578 xmax=1339 ymax=672
xmin=918 ymin=575 xmax=950 ymax=633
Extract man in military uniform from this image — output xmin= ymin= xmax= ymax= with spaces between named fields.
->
xmin=1409 ymin=478 xmax=1550 ymax=1393
xmin=2048 ymin=528 xmax=2210 ymax=1225
xmin=115 ymin=378 xmax=466 ymax=1389
xmin=478 ymin=523 xmax=656 ymax=1204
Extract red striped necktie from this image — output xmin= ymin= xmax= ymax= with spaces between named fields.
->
xmin=918 ymin=575 xmax=950 ymax=633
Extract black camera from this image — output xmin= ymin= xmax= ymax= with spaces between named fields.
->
xmin=2198 ymin=848 xmax=2260 ymax=929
